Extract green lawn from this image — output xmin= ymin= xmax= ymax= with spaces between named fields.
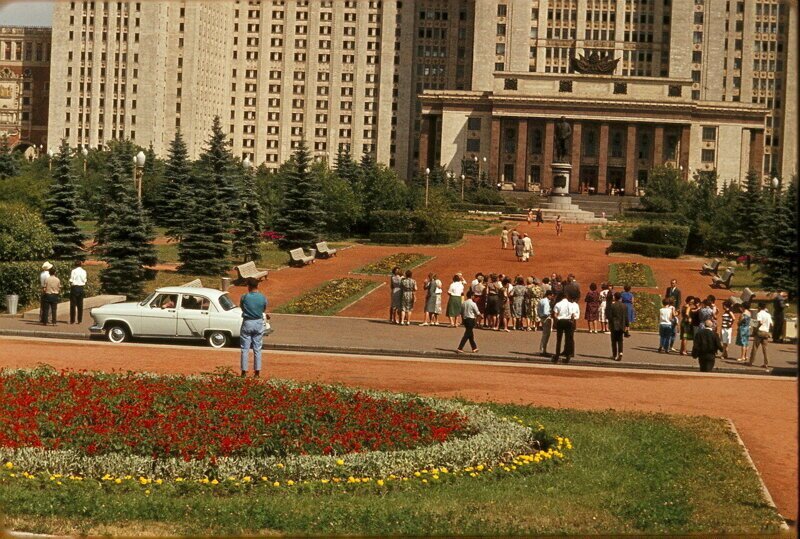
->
xmin=588 ymin=224 xmax=635 ymax=241
xmin=152 ymin=242 xmax=289 ymax=269
xmin=0 ymin=405 xmax=783 ymax=536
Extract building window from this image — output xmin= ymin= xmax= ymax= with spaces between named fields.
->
xmin=701 ymin=149 xmax=715 ymax=162
xmin=702 ymin=126 xmax=717 ymax=141
xmin=466 ymin=138 xmax=480 ymax=152
xmin=558 ymin=80 xmax=573 ymax=93
xmin=582 ymin=129 xmax=597 ymax=157
xmin=467 ymin=117 xmax=481 ymax=131
xmin=668 ymin=85 xmax=682 ymax=97
xmin=530 ymin=128 xmax=543 ymax=154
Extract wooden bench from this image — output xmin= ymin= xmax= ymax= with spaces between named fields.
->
xmin=289 ymin=247 xmax=315 ymax=267
xmin=235 ymin=261 xmax=268 ymax=283
xmin=711 ymin=268 xmax=734 ymax=289
xmin=701 ymin=258 xmax=721 ymax=275
xmin=315 ymin=241 xmax=337 ymax=259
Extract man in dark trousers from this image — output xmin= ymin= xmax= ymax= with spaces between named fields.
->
xmin=692 ymin=320 xmax=722 ymax=372
xmin=607 ymin=291 xmax=629 ymax=361
xmin=772 ymin=290 xmax=787 ymax=343
xmin=665 ymin=279 xmax=681 ymax=312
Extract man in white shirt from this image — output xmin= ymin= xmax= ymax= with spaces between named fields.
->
xmin=553 ymin=294 xmax=580 ymax=364
xmin=749 ymin=302 xmax=773 ymax=369
xmin=39 ymin=262 xmax=53 ymax=324
xmin=521 ymin=233 xmax=533 ymax=262
xmin=69 ymin=260 xmax=88 ymax=324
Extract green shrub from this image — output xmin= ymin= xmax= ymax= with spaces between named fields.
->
xmin=369 ymin=230 xmax=463 ymax=245
xmin=0 ymin=203 xmax=54 ymax=262
xmin=0 ymin=261 xmax=99 ymax=308
xmin=369 ymin=232 xmax=415 ymax=244
xmin=609 ymin=240 xmax=682 ymax=259
xmin=368 ymin=210 xmax=414 ymax=233
xmin=630 ymin=224 xmax=690 ymax=251
xmin=466 ymin=187 xmax=505 ymax=206
xmin=619 ymin=210 xmax=687 ymax=224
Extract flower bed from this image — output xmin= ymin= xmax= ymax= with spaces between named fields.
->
xmin=608 ymin=262 xmax=657 ymax=288
xmin=275 ymin=278 xmax=380 ymax=315
xmin=0 ymin=369 xmax=567 ymax=483
xmin=630 ymin=292 xmax=661 ymax=332
xmin=354 ymin=253 xmax=432 ymax=275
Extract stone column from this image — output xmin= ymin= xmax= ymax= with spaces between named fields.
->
xmin=418 ymin=115 xmax=431 ymax=171
xmin=569 ymin=121 xmax=582 ymax=193
xmin=679 ymin=124 xmax=691 ymax=180
xmin=749 ymin=129 xmax=764 ymax=175
xmin=597 ymin=123 xmax=609 ymax=194
xmin=653 ymin=126 xmax=665 ymax=166
xmin=489 ymin=117 xmax=501 ymax=184
xmin=542 ymin=120 xmax=554 ymax=188
xmin=514 ymin=119 xmax=528 ymax=191
xmin=625 ymin=125 xmax=637 ymax=195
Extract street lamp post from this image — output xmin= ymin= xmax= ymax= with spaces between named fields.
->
xmin=771 ymin=176 xmax=780 ymax=203
xmin=424 ymin=167 xmax=431 ymax=208
xmin=46 ymin=149 xmax=54 ymax=171
xmin=474 ymin=155 xmax=480 ymax=184
xmin=133 ymin=151 xmax=146 ymax=202
xmin=460 ymin=174 xmax=466 ymax=201
xmin=81 ymin=147 xmax=88 ymax=174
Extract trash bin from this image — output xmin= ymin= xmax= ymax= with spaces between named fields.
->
xmin=5 ymin=294 xmax=19 ymax=315
xmin=220 ymin=277 xmax=232 ymax=291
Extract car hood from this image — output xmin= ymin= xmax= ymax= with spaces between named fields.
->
xmin=91 ymin=301 xmax=143 ymax=315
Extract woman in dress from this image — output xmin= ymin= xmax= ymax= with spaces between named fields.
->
xmin=555 ymin=215 xmax=563 ymax=236
xmin=484 ymin=273 xmax=500 ymax=329
xmin=525 ymin=277 xmax=542 ymax=331
xmin=500 ymin=276 xmax=513 ymax=331
xmin=446 ymin=274 xmax=465 ymax=327
xmin=422 ymin=272 xmax=442 ymax=326
xmin=536 ymin=208 xmax=544 ymax=227
xmin=389 ymin=266 xmax=402 ymax=324
xmin=514 ymin=234 xmax=525 ymax=262
xmin=679 ymin=296 xmax=695 ymax=355
xmin=399 ymin=270 xmax=417 ymax=326
xmin=584 ymin=282 xmax=601 ymax=333
xmin=620 ymin=284 xmax=635 ymax=326
xmin=598 ymin=283 xmax=609 ymax=333
xmin=510 ymin=276 xmax=527 ymax=330
xmin=500 ymin=226 xmax=509 ymax=249
xmin=736 ymin=302 xmax=752 ymax=362
xmin=527 ymin=209 xmax=533 ymax=225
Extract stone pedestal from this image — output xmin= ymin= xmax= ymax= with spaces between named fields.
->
xmin=548 ymin=162 xmax=576 ymax=210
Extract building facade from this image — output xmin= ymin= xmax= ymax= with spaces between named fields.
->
xmin=0 ymin=26 xmax=51 ymax=153
xmin=48 ymin=0 xmax=796 ymax=191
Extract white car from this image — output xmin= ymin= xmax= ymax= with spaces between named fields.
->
xmin=90 ymin=286 xmax=243 ymax=348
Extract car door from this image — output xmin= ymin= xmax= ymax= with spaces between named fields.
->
xmin=177 ymin=294 xmax=211 ymax=337
xmin=139 ymin=293 xmax=179 ymax=336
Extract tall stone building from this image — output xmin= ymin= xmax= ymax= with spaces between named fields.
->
xmin=48 ymin=0 xmax=796 ymax=192
xmin=0 ymin=26 xmax=51 ymax=153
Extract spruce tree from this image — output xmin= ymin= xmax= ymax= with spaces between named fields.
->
xmin=96 ymin=146 xmax=157 ymax=298
xmin=760 ymin=176 xmax=797 ymax=292
xmin=732 ymin=170 xmax=768 ymax=264
xmin=275 ymin=141 xmax=324 ymax=249
xmin=44 ymin=139 xmax=86 ymax=260
xmin=95 ymin=140 xmax=138 ymax=246
xmin=159 ymin=131 xmax=193 ymax=240
xmin=231 ymin=163 xmax=264 ymax=262
xmin=0 ymin=135 xmax=19 ymax=180
xmin=198 ymin=116 xmax=238 ymax=221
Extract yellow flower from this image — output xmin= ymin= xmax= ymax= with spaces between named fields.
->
xmin=336 ymin=459 xmax=344 ymax=466
xmin=476 ymin=465 xmax=484 ymax=471
xmin=440 ymin=467 xmax=448 ymax=474
xmin=321 ymin=479 xmax=330 ymax=484
xmin=228 ymin=476 xmax=237 ymax=481
xmin=114 ymin=478 xmax=122 ymax=484
xmin=276 ymin=463 xmax=285 ymax=469
xmin=377 ymin=479 xmax=385 ymax=486
xmin=175 ymin=478 xmax=184 ymax=482
xmin=9 ymin=473 xmax=16 ymax=478
xmin=287 ymin=480 xmax=295 ymax=486
xmin=261 ymin=476 xmax=269 ymax=482
xmin=242 ymin=476 xmax=252 ymax=483
xmin=155 ymin=479 xmax=163 ymax=485
xmin=4 ymin=462 xmax=13 ymax=469
xmin=414 ymin=471 xmax=421 ymax=477
xmin=432 ymin=475 xmax=439 ymax=480
xmin=56 ymin=481 xmax=62 ymax=485
xmin=211 ymin=479 xmax=219 ymax=485
xmin=144 ymin=489 xmax=151 ymax=495
xmin=421 ymin=479 xmax=428 ymax=484
xmin=138 ymin=477 xmax=149 ymax=485
xmin=469 ymin=472 xmax=477 ymax=478
xmin=273 ymin=481 xmax=280 ymax=487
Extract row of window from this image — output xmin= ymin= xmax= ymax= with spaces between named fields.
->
xmin=0 ymin=41 xmax=50 ymax=62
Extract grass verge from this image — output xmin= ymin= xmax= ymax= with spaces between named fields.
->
xmin=353 ymin=253 xmax=433 ymax=275
xmin=0 ymin=405 xmax=783 ymax=536
xmin=274 ymin=278 xmax=381 ymax=315
xmin=153 ymin=242 xmax=289 ymax=269
xmin=608 ymin=262 xmax=657 ymax=288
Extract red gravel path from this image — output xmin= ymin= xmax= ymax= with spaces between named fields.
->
xmin=0 ymin=337 xmax=795 ymax=521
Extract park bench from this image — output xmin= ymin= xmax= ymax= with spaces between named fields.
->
xmin=729 ymin=287 xmax=754 ymax=307
xmin=701 ymin=258 xmax=721 ymax=275
xmin=289 ymin=247 xmax=315 ymax=267
xmin=711 ymin=268 xmax=734 ymax=289
xmin=315 ymin=241 xmax=337 ymax=259
xmin=235 ymin=261 xmax=268 ymax=283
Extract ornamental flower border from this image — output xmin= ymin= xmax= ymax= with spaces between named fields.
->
xmin=0 ymin=371 xmax=559 ymax=483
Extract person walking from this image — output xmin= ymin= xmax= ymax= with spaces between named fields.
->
xmin=555 ymin=215 xmax=563 ymax=236
xmin=456 ymin=290 xmax=481 ymax=353
xmin=521 ymin=233 xmax=533 ymax=262
xmin=535 ymin=208 xmax=544 ymax=227
xmin=527 ymin=209 xmax=533 ymax=225
xmin=39 ymin=262 xmax=52 ymax=324
xmin=748 ymin=302 xmax=772 ymax=370
xmin=537 ymin=289 xmax=555 ymax=356
xmin=41 ymin=267 xmax=61 ymax=326
xmin=584 ymin=283 xmax=600 ymax=333
xmin=658 ymin=298 xmax=676 ymax=353
xmin=772 ymin=290 xmax=787 ymax=343
xmin=389 ymin=267 xmax=402 ymax=324
xmin=608 ymin=291 xmax=629 ymax=361
xmin=692 ymin=320 xmax=722 ymax=372
xmin=446 ymin=274 xmax=465 ymax=327
xmin=736 ymin=302 xmax=752 ymax=362
xmin=552 ymin=292 xmax=579 ymax=364
xmin=720 ymin=301 xmax=735 ymax=359
xmin=500 ymin=226 xmax=509 ymax=249
xmin=514 ymin=234 xmax=525 ymax=262
xmin=239 ymin=277 xmax=268 ymax=378
xmin=399 ymin=270 xmax=417 ymax=326
xmin=511 ymin=228 xmax=520 ymax=250
xmin=68 ymin=260 xmax=87 ymax=324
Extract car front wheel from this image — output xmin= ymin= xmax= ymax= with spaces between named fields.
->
xmin=106 ymin=323 xmax=129 ymax=344
xmin=207 ymin=330 xmax=229 ymax=349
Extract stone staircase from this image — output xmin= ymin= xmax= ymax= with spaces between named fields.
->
xmin=567 ymin=194 xmax=642 ymax=218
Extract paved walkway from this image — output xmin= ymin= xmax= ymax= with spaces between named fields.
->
xmin=0 ymin=337 xmax=795 ymax=522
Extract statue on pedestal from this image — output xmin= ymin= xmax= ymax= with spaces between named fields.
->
xmin=555 ymin=116 xmax=572 ymax=163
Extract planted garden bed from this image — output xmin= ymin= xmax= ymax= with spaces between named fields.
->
xmin=274 ymin=278 xmax=381 ymax=315
xmin=608 ymin=262 xmax=657 ymax=288
xmin=354 ymin=253 xmax=432 ymax=275
xmin=630 ymin=292 xmax=661 ymax=332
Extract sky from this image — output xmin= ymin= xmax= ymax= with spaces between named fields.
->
xmin=0 ymin=1 xmax=53 ymax=27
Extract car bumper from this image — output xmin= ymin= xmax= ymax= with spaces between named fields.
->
xmin=89 ymin=325 xmax=105 ymax=334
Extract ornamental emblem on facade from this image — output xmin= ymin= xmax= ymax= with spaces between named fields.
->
xmin=571 ymin=51 xmax=619 ymax=75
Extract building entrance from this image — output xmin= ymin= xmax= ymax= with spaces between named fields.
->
xmin=607 ymin=167 xmax=626 ymax=195
xmin=579 ymin=165 xmax=598 ymax=194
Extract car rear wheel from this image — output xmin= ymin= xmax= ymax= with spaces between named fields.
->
xmin=207 ymin=330 xmax=229 ymax=349
xmin=106 ymin=323 xmax=129 ymax=344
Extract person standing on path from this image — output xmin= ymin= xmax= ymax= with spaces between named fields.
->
xmin=39 ymin=262 xmax=52 ymax=324
xmin=389 ymin=267 xmax=402 ymax=324
xmin=555 ymin=215 xmax=563 ymax=236
xmin=620 ymin=285 xmax=635 ymax=325
xmin=68 ymin=260 xmax=87 ymax=324
xmin=446 ymin=274 xmax=465 ymax=327
xmin=665 ymin=280 xmax=681 ymax=313
xmin=692 ymin=320 xmax=722 ymax=372
xmin=584 ymin=283 xmax=600 ymax=333
xmin=679 ymin=296 xmax=696 ymax=356
xmin=736 ymin=302 xmax=752 ymax=362
xmin=500 ymin=226 xmax=509 ymax=249
xmin=658 ymin=298 xmax=677 ymax=353
xmin=537 ymin=289 xmax=555 ymax=356
xmin=772 ymin=290 xmax=787 ymax=343
xmin=456 ymin=290 xmax=481 ymax=354
xmin=527 ymin=209 xmax=533 ymax=225
xmin=720 ymin=301 xmax=735 ymax=359
xmin=41 ymin=267 xmax=61 ymax=326
xmin=749 ymin=302 xmax=772 ymax=370
xmin=421 ymin=273 xmax=442 ymax=326
xmin=608 ymin=291 xmax=629 ymax=361
xmin=552 ymin=293 xmax=579 ymax=364
xmin=598 ymin=283 xmax=609 ymax=333
xmin=536 ymin=208 xmax=544 ymax=227
xmin=399 ymin=270 xmax=417 ymax=326
xmin=239 ymin=277 xmax=268 ymax=378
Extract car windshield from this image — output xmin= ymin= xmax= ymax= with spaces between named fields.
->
xmin=218 ymin=293 xmax=237 ymax=311
xmin=139 ymin=291 xmax=156 ymax=306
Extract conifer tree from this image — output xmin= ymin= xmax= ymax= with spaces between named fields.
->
xmin=95 ymin=140 xmax=138 ymax=246
xmin=96 ymin=145 xmax=157 ymax=298
xmin=44 ymin=139 xmax=86 ymax=260
xmin=274 ymin=141 xmax=324 ymax=249
xmin=760 ymin=176 xmax=797 ymax=292
xmin=231 ymin=163 xmax=264 ymax=262
xmin=0 ymin=135 xmax=19 ymax=180
xmin=159 ymin=131 xmax=193 ymax=240
xmin=198 ymin=116 xmax=238 ymax=221
xmin=732 ymin=170 xmax=769 ymax=265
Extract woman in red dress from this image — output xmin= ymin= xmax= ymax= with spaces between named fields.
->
xmin=584 ymin=282 xmax=601 ymax=333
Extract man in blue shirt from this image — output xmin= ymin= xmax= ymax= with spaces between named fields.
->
xmin=239 ymin=277 xmax=269 ymax=378
xmin=537 ymin=289 xmax=555 ymax=356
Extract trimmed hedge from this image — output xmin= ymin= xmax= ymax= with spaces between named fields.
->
xmin=369 ymin=230 xmax=463 ymax=245
xmin=630 ymin=224 xmax=690 ymax=251
xmin=609 ymin=240 xmax=682 ymax=259
xmin=0 ymin=261 xmax=100 ymax=309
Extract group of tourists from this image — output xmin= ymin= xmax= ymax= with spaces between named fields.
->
xmin=499 ymin=227 xmax=534 ymax=262
xmin=37 ymin=260 xmax=87 ymax=326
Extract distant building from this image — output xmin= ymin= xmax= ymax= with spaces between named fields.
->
xmin=47 ymin=0 xmax=796 ymax=192
xmin=0 ymin=26 xmax=51 ymax=155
